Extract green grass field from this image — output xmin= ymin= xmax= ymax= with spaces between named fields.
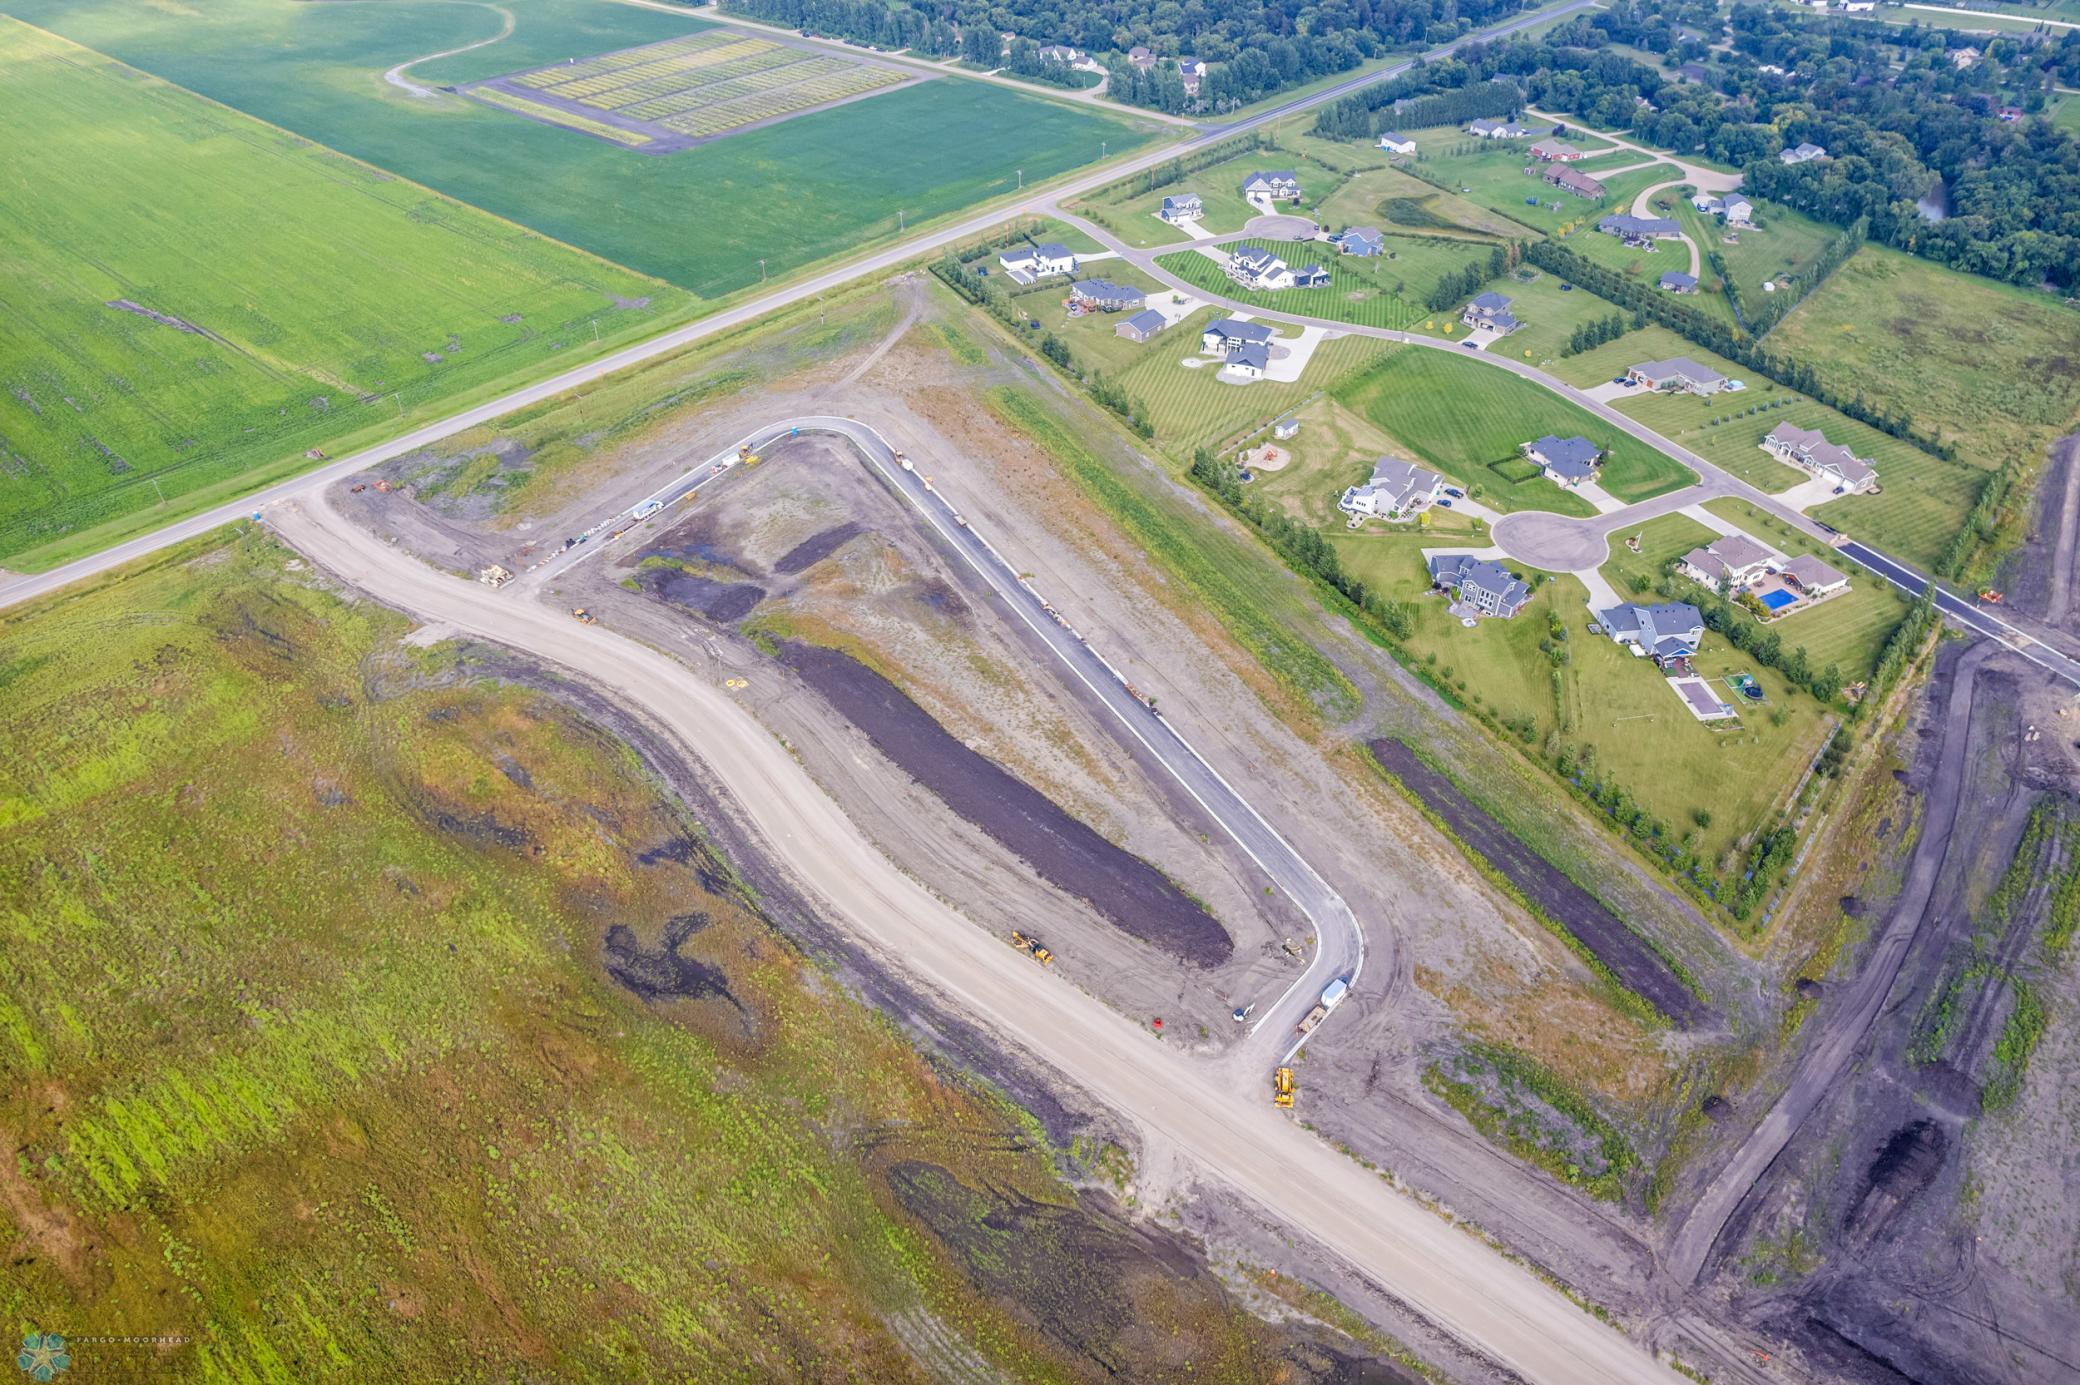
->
xmin=1769 ymin=244 xmax=2080 ymax=468
xmin=1447 ymin=267 xmax=1628 ymax=366
xmin=1333 ymin=347 xmax=1695 ymax=509
xmin=1684 ymin=197 xmax=1841 ymax=311
xmin=1702 ymin=498 xmax=1913 ymax=681
xmin=0 ymin=0 xmax=1156 ymax=300
xmin=1155 ymin=237 xmax=1492 ymax=332
xmin=1313 ymin=164 xmax=1533 ymax=243
xmin=0 ymin=19 xmax=686 ymax=565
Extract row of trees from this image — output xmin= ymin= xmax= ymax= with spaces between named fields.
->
xmin=1311 ymin=76 xmax=1520 ymax=141
xmin=719 ymin=0 xmax=955 ymax=54
xmin=1424 ymin=245 xmax=1510 ymax=312
xmin=1564 ymin=310 xmax=1634 ymax=357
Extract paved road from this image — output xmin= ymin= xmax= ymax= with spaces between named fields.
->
xmin=532 ymin=417 xmax=1365 ymax=1066
xmin=1843 ymin=542 xmax=2080 ymax=686
xmin=1663 ymin=640 xmax=1994 ymax=1285
xmin=264 ymin=478 xmax=1676 ymax=1385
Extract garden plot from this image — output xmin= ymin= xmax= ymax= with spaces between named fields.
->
xmin=463 ymin=29 xmax=917 ymax=151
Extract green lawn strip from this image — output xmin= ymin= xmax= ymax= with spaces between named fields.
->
xmin=984 ymin=386 xmax=1361 ymax=717
xmin=1446 ymin=264 xmax=1631 ymax=368
xmin=1424 ymin=1041 xmax=1639 ymax=1202
xmin=1154 ymin=237 xmax=1488 ymax=331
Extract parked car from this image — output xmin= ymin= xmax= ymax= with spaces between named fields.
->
xmin=1444 ymin=486 xmax=1464 ymax=498
xmin=1438 ymin=498 xmax=1454 ymax=508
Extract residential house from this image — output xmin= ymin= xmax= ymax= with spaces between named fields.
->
xmin=1627 ymin=357 xmax=1731 ymax=395
xmin=1998 ymin=105 xmax=2024 ymax=122
xmin=1679 ymin=533 xmax=1776 ymax=592
xmin=1068 ymin=279 xmax=1145 ymax=313
xmin=1779 ymin=141 xmax=1828 ymax=164
xmin=1598 ymin=214 xmax=1682 ymax=245
xmin=1762 ymin=423 xmax=1879 ymax=492
xmin=1461 ymin=291 xmax=1521 ymax=335
xmin=1525 ymin=434 xmax=1600 ymax=486
xmin=1467 ymin=116 xmax=1530 ymax=138
xmin=1781 ymin=553 xmax=1850 ymax=597
xmin=1273 ymin=415 xmax=1300 ymax=440
xmin=1201 ymin=318 xmax=1273 ymax=356
xmin=1178 ymin=57 xmax=1205 ymax=94
xmin=1340 ymin=457 xmax=1445 ymax=521
xmin=1835 ymin=0 xmax=1875 ymax=11
xmin=1429 ymin=554 xmax=1532 ymax=618
xmin=1036 ymin=43 xmax=1084 ymax=65
xmin=1159 ymin=192 xmax=1203 ymax=223
xmin=1951 ymin=45 xmax=1982 ymax=67
xmin=1126 ymin=44 xmax=1156 ymax=72
xmin=999 ymin=242 xmax=1077 ymax=277
xmin=1529 ymin=138 xmax=1585 ymax=161
xmin=1377 ymin=131 xmax=1418 ymax=155
xmin=1225 ymin=341 xmax=1270 ymax=378
xmin=1759 ymin=63 xmax=1789 ymax=75
xmin=1694 ymin=193 xmax=1753 ymax=225
xmin=1115 ymin=308 xmax=1168 ymax=342
xmin=1660 ymin=270 xmax=1699 ymax=293
xmin=1227 ymin=245 xmax=1326 ymax=289
xmin=1544 ymin=165 xmax=1606 ymax=199
xmin=1602 ymin=601 xmax=1707 ymax=669
xmin=1329 ymin=226 xmax=1385 ymax=256
xmin=1240 ymin=170 xmax=1302 ymax=202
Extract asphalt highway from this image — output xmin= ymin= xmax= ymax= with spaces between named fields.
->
xmin=267 ymin=484 xmax=1679 ymax=1385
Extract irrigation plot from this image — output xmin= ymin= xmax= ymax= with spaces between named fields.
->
xmin=462 ymin=30 xmax=918 ymax=152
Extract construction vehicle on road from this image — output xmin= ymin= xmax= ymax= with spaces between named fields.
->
xmin=1008 ymin=930 xmax=1054 ymax=965
xmin=571 ymin=608 xmax=597 ymax=625
xmin=738 ymin=445 xmax=761 ymax=466
xmin=478 ymin=564 xmax=512 ymax=588
xmin=1295 ymin=1003 xmax=1327 ymax=1036
xmin=1272 ymin=1067 xmax=1295 ymax=1108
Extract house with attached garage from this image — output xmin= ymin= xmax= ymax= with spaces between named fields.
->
xmin=1178 ymin=57 xmax=1205 ymax=94
xmin=1543 ymin=165 xmax=1606 ymax=199
xmin=1659 ymin=270 xmax=1699 ymax=293
xmin=1159 ymin=192 xmax=1203 ymax=223
xmin=1524 ymin=434 xmax=1600 ymax=486
xmin=1067 ymin=279 xmax=1145 ymax=313
xmin=1779 ymin=141 xmax=1828 ymax=164
xmin=1598 ymin=214 xmax=1682 ymax=246
xmin=1339 ymin=457 xmax=1444 ymax=522
xmin=1763 ymin=423 xmax=1878 ymax=492
xmin=1126 ymin=44 xmax=1156 ymax=71
xmin=1781 ymin=553 xmax=1849 ymax=597
xmin=1680 ymin=533 xmax=1776 ymax=592
xmin=1602 ymin=601 xmax=1706 ymax=670
xmin=1115 ymin=308 xmax=1168 ymax=342
xmin=1429 ymin=554 xmax=1531 ymax=618
xmin=1627 ymin=357 xmax=1731 ymax=395
xmin=1227 ymin=245 xmax=1327 ymax=290
xmin=1224 ymin=341 xmax=1270 ymax=378
xmin=1241 ymin=170 xmax=1302 ymax=202
xmin=1202 ymin=318 xmax=1274 ymax=356
xmin=1693 ymin=193 xmax=1753 ymax=225
xmin=1461 ymin=291 xmax=1521 ymax=335
xmin=1529 ymin=138 xmax=1585 ymax=162
xmin=1467 ymin=116 xmax=1530 ymax=138
xmin=1377 ymin=131 xmax=1417 ymax=155
xmin=1000 ymin=242 xmax=1077 ymax=277
xmin=1329 ymin=226 xmax=1385 ymax=256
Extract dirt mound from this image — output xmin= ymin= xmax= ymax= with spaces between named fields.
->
xmin=782 ymin=642 xmax=1232 ymax=966
xmin=1845 ymin=1119 xmax=1947 ymax=1245
xmin=640 ymin=566 xmax=765 ymax=623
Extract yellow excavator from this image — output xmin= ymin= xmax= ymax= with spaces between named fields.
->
xmin=1008 ymin=930 xmax=1054 ymax=965
xmin=571 ymin=608 xmax=597 ymax=625
xmin=1273 ymin=1067 xmax=1296 ymax=1109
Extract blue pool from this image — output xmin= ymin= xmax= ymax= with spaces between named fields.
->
xmin=1760 ymin=589 xmax=1797 ymax=611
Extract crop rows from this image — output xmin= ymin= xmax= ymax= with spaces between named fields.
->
xmin=619 ymin=58 xmax=825 ymax=119
xmin=467 ymin=85 xmax=653 ymax=146
xmin=521 ymin=38 xmax=777 ymax=103
xmin=509 ymin=32 xmax=756 ymax=92
xmin=587 ymin=50 xmax=806 ymax=111
xmin=654 ymin=64 xmax=905 ymax=138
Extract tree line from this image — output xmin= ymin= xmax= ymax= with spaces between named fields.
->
xmin=1425 ymin=245 xmax=1511 ymax=312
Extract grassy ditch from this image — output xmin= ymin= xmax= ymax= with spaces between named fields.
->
xmin=1424 ymin=1042 xmax=1639 ymax=1203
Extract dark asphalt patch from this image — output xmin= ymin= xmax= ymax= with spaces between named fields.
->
xmin=773 ymin=521 xmax=863 ymax=574
xmin=781 ymin=642 xmax=1233 ymax=967
xmin=1368 ymin=738 xmax=1705 ymax=1026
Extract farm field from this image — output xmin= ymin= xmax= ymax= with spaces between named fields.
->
xmin=1769 ymin=244 xmax=2080 ymax=469
xmin=0 ymin=0 xmax=1157 ymax=299
xmin=1154 ymin=237 xmax=1494 ymax=332
xmin=1334 ymin=347 xmax=1695 ymax=510
xmin=0 ymin=18 xmax=684 ymax=567
xmin=0 ymin=529 xmax=1322 ymax=1380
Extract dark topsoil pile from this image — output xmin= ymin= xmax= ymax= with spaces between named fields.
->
xmin=1369 ymin=739 xmax=1705 ymax=1026
xmin=782 ymin=641 xmax=1233 ymax=967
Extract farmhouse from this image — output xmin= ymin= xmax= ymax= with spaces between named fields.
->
xmin=1763 ymin=423 xmax=1879 ymax=492
xmin=1461 ymin=291 xmax=1521 ymax=334
xmin=1679 ymin=533 xmax=1776 ymax=592
xmin=1598 ymin=214 xmax=1682 ymax=245
xmin=1068 ymin=279 xmax=1144 ymax=313
xmin=1781 ymin=553 xmax=1850 ymax=597
xmin=1429 ymin=554 xmax=1531 ymax=618
xmin=1467 ymin=117 xmax=1530 ymax=138
xmin=1329 ymin=226 xmax=1385 ymax=256
xmin=1529 ymin=139 xmax=1585 ymax=162
xmin=1224 ymin=341 xmax=1270 ymax=378
xmin=1543 ymin=165 xmax=1606 ymax=199
xmin=1159 ymin=192 xmax=1203 ymax=223
xmin=1377 ymin=132 xmax=1418 ymax=155
xmin=1339 ymin=457 xmax=1445 ymax=521
xmin=1241 ymin=170 xmax=1302 ymax=202
xmin=1602 ymin=601 xmax=1706 ymax=669
xmin=1000 ymin=242 xmax=1077 ymax=277
xmin=1660 ymin=271 xmax=1699 ymax=293
xmin=1779 ymin=141 xmax=1828 ymax=164
xmin=1115 ymin=308 xmax=1168 ymax=342
xmin=1524 ymin=434 xmax=1600 ymax=486
xmin=1627 ymin=357 xmax=1730 ymax=395
xmin=1202 ymin=318 xmax=1274 ymax=355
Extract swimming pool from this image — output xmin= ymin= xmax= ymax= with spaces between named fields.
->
xmin=1759 ymin=589 xmax=1797 ymax=611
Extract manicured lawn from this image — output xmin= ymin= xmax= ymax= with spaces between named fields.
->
xmin=1702 ymin=499 xmax=1913 ymax=682
xmin=1314 ymin=164 xmax=1544 ymax=242
xmin=0 ymin=18 xmax=685 ymax=564
xmin=1334 ymin=347 xmax=1694 ymax=510
xmin=1448 ymin=266 xmax=1630 ymax=367
xmin=1155 ymin=237 xmax=1495 ymax=331
xmin=1602 ymin=513 xmax=1721 ymax=602
xmin=1245 ymin=395 xmax=1496 ymax=540
xmin=0 ymin=0 xmax=1158 ymax=300
xmin=1683 ymin=197 xmax=1842 ymax=311
xmin=1769 ymin=243 xmax=2080 ymax=468
xmin=1406 ymin=130 xmax=1614 ymax=231
xmin=1073 ymin=152 xmax=1273 ymax=241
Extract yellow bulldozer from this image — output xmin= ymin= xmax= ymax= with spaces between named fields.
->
xmin=1008 ymin=930 xmax=1054 ymax=965
xmin=1272 ymin=1067 xmax=1296 ymax=1109
xmin=571 ymin=608 xmax=597 ymax=625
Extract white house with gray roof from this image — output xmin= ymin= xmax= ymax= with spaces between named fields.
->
xmin=1461 ymin=291 xmax=1521 ymax=334
xmin=1680 ymin=534 xmax=1776 ymax=592
xmin=1602 ymin=601 xmax=1707 ymax=668
xmin=1241 ymin=170 xmax=1301 ymax=202
xmin=1599 ymin=214 xmax=1682 ymax=244
xmin=1467 ymin=117 xmax=1530 ymax=138
xmin=1763 ymin=423 xmax=1877 ymax=492
xmin=1224 ymin=341 xmax=1270 ymax=378
xmin=1226 ymin=245 xmax=1327 ymax=290
xmin=1779 ymin=141 xmax=1828 ymax=164
xmin=1159 ymin=192 xmax=1203 ymax=223
xmin=999 ymin=242 xmax=1077 ymax=278
xmin=1430 ymin=554 xmax=1531 ymax=618
xmin=1202 ymin=318 xmax=1273 ymax=355
xmin=1339 ymin=458 xmax=1444 ymax=522
xmin=1377 ymin=132 xmax=1417 ymax=154
xmin=1627 ymin=357 xmax=1731 ymax=395
xmin=1525 ymin=434 xmax=1600 ymax=486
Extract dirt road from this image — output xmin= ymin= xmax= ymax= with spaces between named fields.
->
xmin=268 ymin=487 xmax=1677 ymax=1385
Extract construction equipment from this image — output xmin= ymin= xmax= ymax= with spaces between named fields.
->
xmin=1272 ymin=1067 xmax=1296 ymax=1108
xmin=738 ymin=445 xmax=761 ymax=466
xmin=633 ymin=498 xmax=663 ymax=519
xmin=1008 ymin=930 xmax=1053 ymax=965
xmin=1295 ymin=1003 xmax=1328 ymax=1037
xmin=1979 ymin=588 xmax=2005 ymax=604
xmin=478 ymin=564 xmax=512 ymax=588
xmin=571 ymin=608 xmax=596 ymax=624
